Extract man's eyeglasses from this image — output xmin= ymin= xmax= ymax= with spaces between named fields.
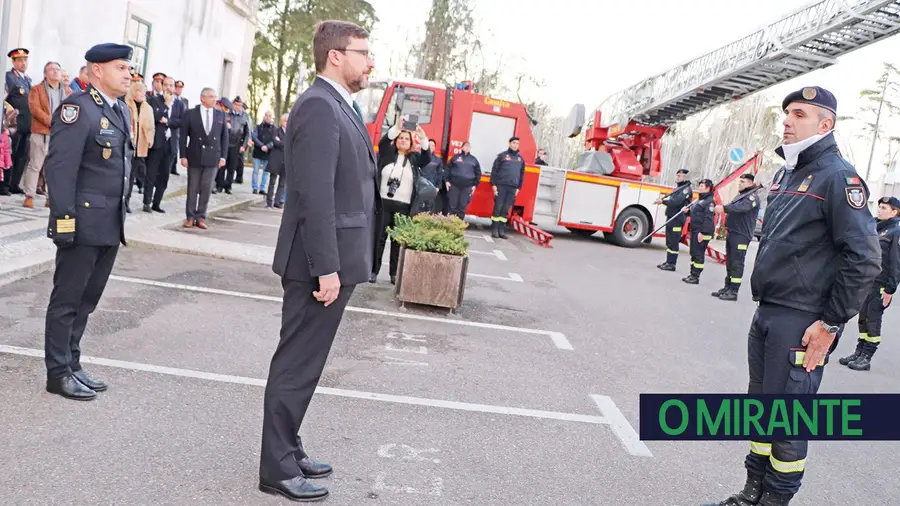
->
xmin=336 ymin=48 xmax=374 ymax=60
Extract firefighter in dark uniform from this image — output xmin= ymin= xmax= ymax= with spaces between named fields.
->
xmin=712 ymin=173 xmax=761 ymax=301
xmin=489 ymin=136 xmax=525 ymax=239
xmin=681 ymin=178 xmax=715 ymax=284
xmin=655 ymin=168 xmax=692 ymax=271
xmin=2 ymin=47 xmax=32 ymax=195
xmin=838 ymin=195 xmax=900 ymax=371
xmin=704 ymin=87 xmax=879 ymax=506
xmin=43 ymin=43 xmax=135 ymax=401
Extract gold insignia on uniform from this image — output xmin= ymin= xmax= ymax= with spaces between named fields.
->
xmin=102 ymin=148 xmax=112 ymax=160
xmin=798 ymin=174 xmax=814 ymax=192
xmin=802 ymin=87 xmax=817 ymax=100
xmin=100 ymin=117 xmax=109 ymax=129
xmin=18 ymin=87 xmax=24 ymax=95
xmin=60 ymin=104 xmax=79 ymax=124
xmin=56 ymin=218 xmax=75 ymax=234
xmin=89 ymin=88 xmax=103 ymax=105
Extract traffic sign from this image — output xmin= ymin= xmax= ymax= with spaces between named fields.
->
xmin=729 ymin=147 xmax=745 ymax=164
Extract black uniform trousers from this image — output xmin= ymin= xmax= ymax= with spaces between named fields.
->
xmin=689 ymin=232 xmax=711 ymax=277
xmin=744 ymin=303 xmax=834 ymax=496
xmin=259 ymin=279 xmax=356 ymax=481
xmin=144 ymin=143 xmax=172 ymax=207
xmin=665 ymin=220 xmax=685 ymax=265
xmin=7 ymin=130 xmax=30 ymax=191
xmin=857 ymin=287 xmax=890 ymax=354
xmin=44 ymin=244 xmax=119 ymax=379
xmin=491 ymin=185 xmax=516 ymax=224
xmin=724 ymin=233 xmax=751 ymax=292
xmin=125 ymin=157 xmax=146 ymax=209
xmin=217 ymin=146 xmax=242 ymax=190
xmin=447 ymin=184 xmax=474 ymax=220
xmin=373 ymin=199 xmax=411 ymax=277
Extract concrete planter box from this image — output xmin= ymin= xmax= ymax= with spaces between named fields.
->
xmin=394 ymin=246 xmax=468 ymax=310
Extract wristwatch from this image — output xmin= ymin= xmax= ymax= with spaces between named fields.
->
xmin=820 ymin=321 xmax=840 ymax=334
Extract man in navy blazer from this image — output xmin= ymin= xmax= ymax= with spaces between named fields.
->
xmin=258 ymin=20 xmax=379 ymax=502
xmin=178 ymin=87 xmax=227 ymax=229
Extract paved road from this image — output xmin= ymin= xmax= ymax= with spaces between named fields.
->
xmin=1 ymin=204 xmax=898 ymax=505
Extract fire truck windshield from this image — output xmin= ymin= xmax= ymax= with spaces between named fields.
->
xmin=354 ymin=81 xmax=387 ymax=124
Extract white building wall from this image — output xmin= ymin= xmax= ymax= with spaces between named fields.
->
xmin=3 ymin=0 xmax=257 ymax=105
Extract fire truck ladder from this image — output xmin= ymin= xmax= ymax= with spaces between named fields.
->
xmin=596 ymin=0 xmax=900 ymax=130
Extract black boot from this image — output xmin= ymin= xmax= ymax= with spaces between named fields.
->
xmin=682 ymin=274 xmax=699 ymax=284
xmin=848 ymin=346 xmax=875 ymax=371
xmin=491 ymin=221 xmax=500 ymax=238
xmin=712 ymin=286 xmax=728 ymax=297
xmin=498 ymin=222 xmax=508 ymax=239
xmin=701 ymin=473 xmax=762 ymax=506
xmin=758 ymin=490 xmax=793 ymax=506
xmin=718 ymin=287 xmax=738 ymax=301
xmin=839 ymin=340 xmax=865 ymax=366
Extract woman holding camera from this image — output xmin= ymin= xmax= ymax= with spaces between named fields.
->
xmin=370 ymin=122 xmax=431 ymax=284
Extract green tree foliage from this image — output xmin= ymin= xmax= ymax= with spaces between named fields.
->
xmin=251 ymin=0 xmax=378 ymax=118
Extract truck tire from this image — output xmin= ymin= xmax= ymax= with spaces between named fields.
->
xmin=609 ymin=208 xmax=649 ymax=248
xmin=566 ymin=227 xmax=596 ymax=238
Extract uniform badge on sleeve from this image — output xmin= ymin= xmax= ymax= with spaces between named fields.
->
xmin=846 ymin=187 xmax=866 ymax=209
xmin=60 ymin=104 xmax=80 ymax=124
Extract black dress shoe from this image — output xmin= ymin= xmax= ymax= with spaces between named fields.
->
xmin=73 ymin=369 xmax=108 ymax=392
xmin=143 ymin=204 xmax=152 ymax=213
xmin=152 ymin=206 xmax=165 ymax=213
xmin=258 ymin=476 xmax=328 ymax=502
xmin=46 ymin=375 xmax=97 ymax=401
xmin=297 ymin=457 xmax=333 ymax=479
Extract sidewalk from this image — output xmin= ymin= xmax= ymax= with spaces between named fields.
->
xmin=0 ymin=174 xmax=261 ymax=287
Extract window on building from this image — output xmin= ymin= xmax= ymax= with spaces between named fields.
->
xmin=221 ymin=59 xmax=234 ymax=100
xmin=126 ymin=16 xmax=151 ymax=77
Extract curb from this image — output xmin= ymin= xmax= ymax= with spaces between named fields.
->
xmin=0 ymin=255 xmax=55 ymax=289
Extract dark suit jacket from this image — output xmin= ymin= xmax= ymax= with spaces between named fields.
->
xmin=148 ymin=93 xmax=173 ymax=150
xmin=265 ymin=126 xmax=286 ymax=176
xmin=273 ymin=77 xmax=380 ymax=286
xmin=179 ymin=105 xmax=228 ymax=168
xmin=166 ymin=97 xmax=188 ymax=153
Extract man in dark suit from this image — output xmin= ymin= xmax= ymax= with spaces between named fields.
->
xmin=258 ymin=20 xmax=379 ymax=502
xmin=179 ymin=87 xmax=228 ymax=229
xmin=170 ymin=79 xmax=188 ymax=175
xmin=142 ymin=76 xmax=180 ymax=213
xmin=43 ymin=43 xmax=135 ymax=401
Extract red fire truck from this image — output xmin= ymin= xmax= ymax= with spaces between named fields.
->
xmin=353 ymin=76 xmax=744 ymax=249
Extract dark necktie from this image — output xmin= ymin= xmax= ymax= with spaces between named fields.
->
xmin=351 ymin=100 xmax=363 ymax=121
xmin=112 ymin=102 xmax=125 ymax=127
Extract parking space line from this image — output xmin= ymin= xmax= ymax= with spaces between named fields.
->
xmin=469 ymin=249 xmax=507 ymax=261
xmin=212 ymin=217 xmax=280 ymax=228
xmin=463 ymin=232 xmax=494 ymax=244
xmin=380 ymin=262 xmax=523 ymax=282
xmin=107 ymin=275 xmax=572 ymax=350
xmin=0 ymin=344 xmax=603 ymax=424
xmin=590 ymin=394 xmax=653 ymax=457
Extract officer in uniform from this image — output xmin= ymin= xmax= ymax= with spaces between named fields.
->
xmin=2 ymin=47 xmax=32 ymax=195
xmin=839 ymin=195 xmax=900 ymax=371
xmin=712 ymin=173 xmax=761 ymax=301
xmin=655 ymin=168 xmax=692 ymax=271
xmin=489 ymin=136 xmax=525 ymax=239
xmin=43 ymin=43 xmax=135 ymax=401
xmin=704 ymin=87 xmax=879 ymax=506
xmin=681 ymin=178 xmax=715 ymax=284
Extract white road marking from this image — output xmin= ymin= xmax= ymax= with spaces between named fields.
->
xmin=0 ymin=344 xmax=603 ymax=424
xmin=381 ymin=262 xmax=523 ymax=283
xmin=590 ymin=394 xmax=653 ymax=457
xmin=482 ymin=233 xmax=494 ymax=243
xmin=464 ymin=232 xmax=494 ymax=244
xmin=107 ymin=275 xmax=571 ymax=350
xmin=383 ymin=356 xmax=428 ymax=366
xmin=212 ymin=216 xmax=280 ymax=228
xmin=469 ymin=249 xmax=507 ymax=261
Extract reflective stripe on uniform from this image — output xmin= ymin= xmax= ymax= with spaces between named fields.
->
xmin=692 ymin=261 xmax=705 ymax=269
xmin=769 ymin=456 xmax=806 ymax=473
xmin=702 ymin=235 xmax=713 ymax=240
xmin=667 ymin=249 xmax=679 ymax=254
xmin=880 ymin=287 xmax=885 ymax=295
xmin=792 ymin=351 xmax=825 ymax=367
xmin=858 ymin=332 xmax=868 ymax=342
xmin=863 ymin=334 xmax=882 ymax=343
xmin=737 ymin=244 xmax=748 ymax=251
xmin=750 ymin=441 xmax=771 ymax=456
xmin=672 ymin=227 xmax=682 ymax=232
xmin=730 ymin=277 xmax=742 ymax=284
xmin=491 ymin=216 xmax=508 ymax=223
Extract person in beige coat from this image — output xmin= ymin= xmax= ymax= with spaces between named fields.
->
xmin=125 ymin=80 xmax=154 ymax=213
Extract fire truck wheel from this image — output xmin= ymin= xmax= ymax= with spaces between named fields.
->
xmin=610 ymin=208 xmax=649 ymax=248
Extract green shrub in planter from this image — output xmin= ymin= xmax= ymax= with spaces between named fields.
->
xmin=387 ymin=213 xmax=470 ymax=256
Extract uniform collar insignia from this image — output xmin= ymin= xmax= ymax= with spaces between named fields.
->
xmin=89 ymin=88 xmax=103 ymax=106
